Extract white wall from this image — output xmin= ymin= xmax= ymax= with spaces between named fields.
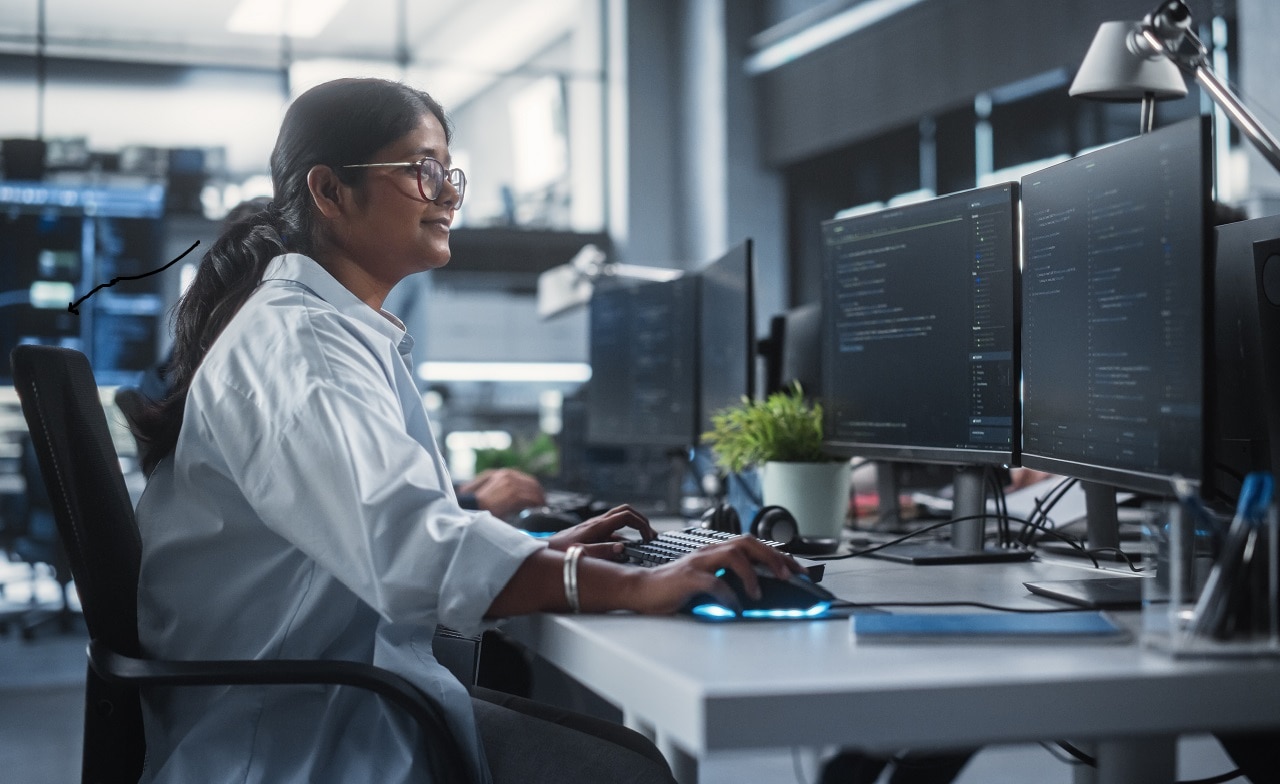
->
xmin=1238 ymin=0 xmax=1280 ymax=216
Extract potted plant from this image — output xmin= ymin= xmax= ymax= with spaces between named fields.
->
xmin=701 ymin=382 xmax=849 ymax=541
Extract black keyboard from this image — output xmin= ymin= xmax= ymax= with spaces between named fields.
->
xmin=622 ymin=527 xmax=787 ymax=567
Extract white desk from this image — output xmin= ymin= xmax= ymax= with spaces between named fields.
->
xmin=503 ymin=550 xmax=1280 ymax=784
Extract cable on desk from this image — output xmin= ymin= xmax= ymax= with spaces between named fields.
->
xmin=1053 ymin=742 xmax=1244 ymax=784
xmin=1006 ymin=475 xmax=1148 ymax=569
xmin=1082 ymin=546 xmax=1145 ymax=573
xmin=986 ymin=466 xmax=1011 ymax=546
xmin=824 ymin=504 xmax=1144 ymax=567
xmin=1017 ymin=476 xmax=1078 ymax=547
xmin=817 ymin=513 xmax=1040 ymax=561
xmin=828 ymin=598 xmax=1107 ymax=614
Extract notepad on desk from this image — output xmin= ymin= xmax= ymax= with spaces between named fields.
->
xmin=850 ymin=610 xmax=1130 ymax=643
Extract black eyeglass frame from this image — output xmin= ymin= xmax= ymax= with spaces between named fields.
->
xmin=341 ymin=157 xmax=466 ymax=209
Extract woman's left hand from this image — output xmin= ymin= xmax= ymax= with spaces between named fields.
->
xmin=546 ymin=504 xmax=656 ymax=560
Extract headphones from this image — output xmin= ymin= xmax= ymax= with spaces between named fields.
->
xmin=699 ymin=503 xmax=741 ymax=535
xmin=700 ymin=503 xmax=839 ymax=555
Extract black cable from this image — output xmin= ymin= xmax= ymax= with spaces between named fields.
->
xmin=996 ymin=471 xmax=1010 ymax=545
xmin=995 ymin=481 xmax=1109 ymax=567
xmin=830 ymin=598 xmax=1097 ymax=614
xmin=815 ymin=512 xmax=1085 ymax=561
xmin=821 ymin=506 xmax=1119 ymax=567
xmin=1019 ymin=476 xmax=1078 ymax=547
xmin=1054 ymin=742 xmax=1244 ymax=784
xmin=1054 ymin=741 xmax=1093 ymax=765
xmin=1083 ymin=547 xmax=1145 ymax=573
xmin=1024 ymin=476 xmax=1078 ymax=546
xmin=1038 ymin=740 xmax=1086 ymax=766
xmin=791 ymin=747 xmax=808 ymax=784
xmin=984 ymin=468 xmax=1011 ymax=547
xmin=1181 ymin=769 xmax=1248 ymax=784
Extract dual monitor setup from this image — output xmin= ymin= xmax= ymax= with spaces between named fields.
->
xmin=586 ymin=115 xmax=1279 ymax=567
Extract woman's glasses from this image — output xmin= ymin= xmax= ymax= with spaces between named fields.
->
xmin=342 ymin=157 xmax=466 ymax=209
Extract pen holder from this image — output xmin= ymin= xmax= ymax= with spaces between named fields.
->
xmin=1142 ymin=499 xmax=1280 ymax=658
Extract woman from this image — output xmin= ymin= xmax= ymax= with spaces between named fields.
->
xmin=132 ymin=77 xmax=798 ymax=783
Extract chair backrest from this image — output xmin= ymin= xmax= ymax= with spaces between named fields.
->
xmin=10 ymin=345 xmax=143 ymax=657
xmin=11 ymin=345 xmax=149 ymax=781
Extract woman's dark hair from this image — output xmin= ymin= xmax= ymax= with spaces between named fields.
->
xmin=134 ymin=78 xmax=450 ymax=474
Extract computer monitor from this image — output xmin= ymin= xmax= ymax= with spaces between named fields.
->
xmin=1212 ymin=213 xmax=1280 ymax=506
xmin=1020 ymin=116 xmax=1213 ymax=553
xmin=697 ymin=239 xmax=756 ymax=434
xmin=820 ymin=182 xmax=1024 ymax=563
xmin=587 ymin=275 xmax=699 ymax=448
xmin=759 ymin=301 xmax=822 ymax=400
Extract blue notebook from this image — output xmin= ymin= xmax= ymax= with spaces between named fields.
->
xmin=850 ymin=610 xmax=1129 ymax=643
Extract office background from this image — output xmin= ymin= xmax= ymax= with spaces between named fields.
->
xmin=1 ymin=1 xmax=1278 ymax=781
xmin=2 ymin=0 xmax=1278 ymax=474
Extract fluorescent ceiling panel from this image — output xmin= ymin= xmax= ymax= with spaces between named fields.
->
xmin=745 ymin=0 xmax=927 ymax=75
xmin=227 ymin=0 xmax=348 ymax=38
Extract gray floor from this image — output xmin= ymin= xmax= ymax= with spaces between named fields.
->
xmin=0 ymin=570 xmax=1245 ymax=784
xmin=0 ymin=624 xmax=87 ymax=784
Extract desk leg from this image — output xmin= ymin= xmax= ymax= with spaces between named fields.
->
xmin=1071 ymin=737 xmax=1176 ymax=784
xmin=624 ymin=711 xmax=699 ymax=784
xmin=655 ymin=737 xmax=699 ymax=784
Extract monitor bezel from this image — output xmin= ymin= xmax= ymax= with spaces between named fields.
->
xmin=1017 ymin=115 xmax=1215 ymax=498
xmin=696 ymin=238 xmax=757 ymax=436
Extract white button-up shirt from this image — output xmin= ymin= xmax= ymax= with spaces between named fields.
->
xmin=135 ymin=253 xmax=544 ymax=783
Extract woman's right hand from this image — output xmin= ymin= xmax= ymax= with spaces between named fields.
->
xmin=625 ymin=535 xmax=805 ymax=615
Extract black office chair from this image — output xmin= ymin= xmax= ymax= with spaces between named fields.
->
xmin=10 ymin=345 xmax=473 ymax=784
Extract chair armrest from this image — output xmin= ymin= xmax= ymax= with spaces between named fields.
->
xmin=89 ymin=640 xmax=474 ymax=784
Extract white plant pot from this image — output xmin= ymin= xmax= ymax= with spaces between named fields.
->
xmin=759 ymin=461 xmax=850 ymax=540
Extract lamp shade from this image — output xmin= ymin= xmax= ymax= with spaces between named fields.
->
xmin=1069 ymin=21 xmax=1188 ymax=101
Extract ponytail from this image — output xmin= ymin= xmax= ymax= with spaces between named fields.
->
xmin=133 ymin=205 xmax=289 ymax=474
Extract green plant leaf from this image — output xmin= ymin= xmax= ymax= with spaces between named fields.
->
xmin=700 ymin=382 xmax=836 ymax=474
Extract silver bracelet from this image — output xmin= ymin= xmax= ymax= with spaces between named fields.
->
xmin=563 ymin=544 xmax=584 ymax=613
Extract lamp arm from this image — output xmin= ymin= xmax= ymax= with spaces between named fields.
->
xmin=602 ymin=263 xmax=684 ymax=282
xmin=1189 ymin=59 xmax=1280 ymax=174
xmin=1137 ymin=16 xmax=1280 ymax=175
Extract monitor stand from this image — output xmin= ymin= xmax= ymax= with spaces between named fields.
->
xmin=1035 ymin=481 xmax=1141 ymax=562
xmin=867 ymin=466 xmax=1034 ymax=565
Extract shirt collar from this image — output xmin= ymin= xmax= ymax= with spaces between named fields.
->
xmin=261 ymin=253 xmax=413 ymax=354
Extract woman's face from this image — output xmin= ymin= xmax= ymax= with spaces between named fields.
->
xmin=339 ymin=112 xmax=458 ymax=285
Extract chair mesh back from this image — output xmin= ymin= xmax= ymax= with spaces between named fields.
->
xmin=10 ymin=345 xmax=144 ymax=657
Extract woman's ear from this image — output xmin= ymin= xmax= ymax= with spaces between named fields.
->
xmin=306 ymin=164 xmax=346 ymax=219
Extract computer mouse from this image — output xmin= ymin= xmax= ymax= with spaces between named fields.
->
xmin=515 ymin=506 xmax=583 ymax=533
xmin=680 ymin=565 xmax=837 ymax=619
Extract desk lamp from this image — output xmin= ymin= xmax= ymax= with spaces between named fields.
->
xmin=1069 ymin=19 xmax=1185 ymax=133
xmin=1071 ymin=0 xmax=1280 ymax=170
xmin=1074 ymin=0 xmax=1280 ymax=572
xmin=536 ymin=243 xmax=684 ymax=319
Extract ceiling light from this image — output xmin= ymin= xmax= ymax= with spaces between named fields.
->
xmin=745 ymin=0 xmax=927 ymax=76
xmin=417 ymin=362 xmax=593 ymax=384
xmin=227 ymin=0 xmax=347 ymax=38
